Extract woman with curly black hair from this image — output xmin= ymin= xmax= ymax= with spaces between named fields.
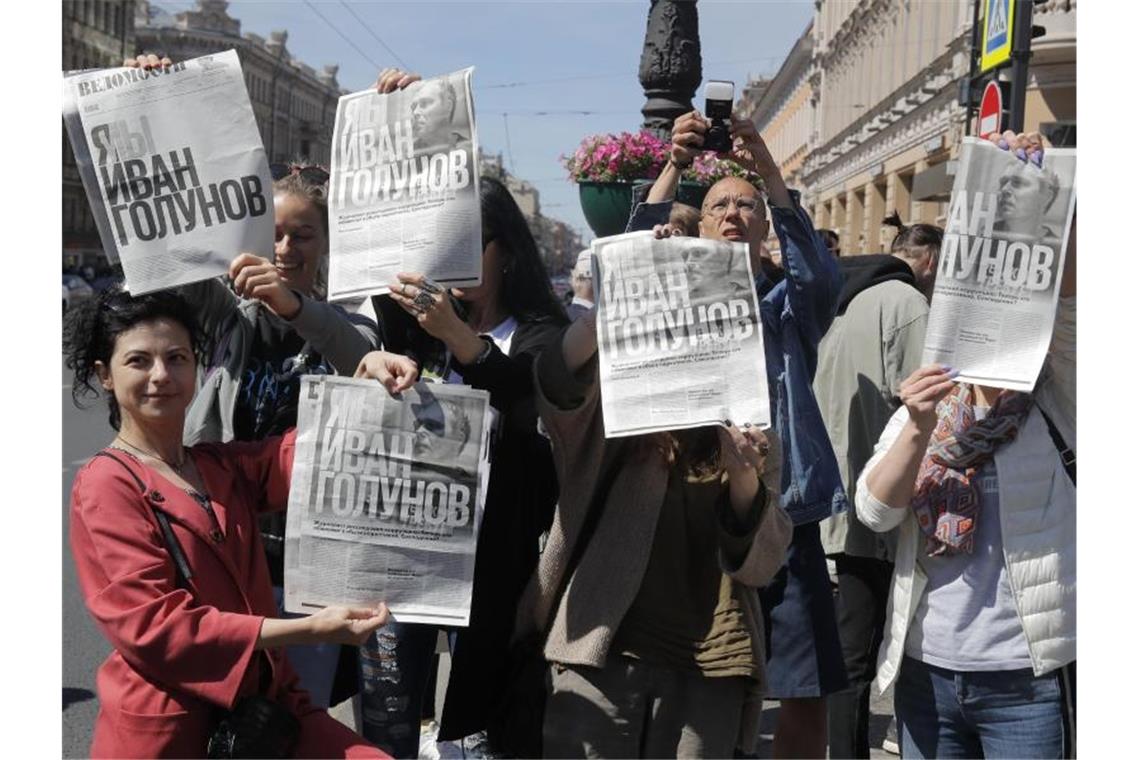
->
xmin=64 ymin=288 xmax=417 ymax=758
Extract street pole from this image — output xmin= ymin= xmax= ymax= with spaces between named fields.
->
xmin=1007 ymin=0 xmax=1035 ymax=132
xmin=638 ymin=0 xmax=703 ymax=138
xmin=963 ymin=0 xmax=982 ymax=136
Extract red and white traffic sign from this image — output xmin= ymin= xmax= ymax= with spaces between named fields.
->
xmin=978 ymin=80 xmax=1003 ymax=139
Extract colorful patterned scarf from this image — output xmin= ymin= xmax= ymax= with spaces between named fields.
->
xmin=911 ymin=384 xmax=1033 ymax=556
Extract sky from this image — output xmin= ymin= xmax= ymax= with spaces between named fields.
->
xmin=146 ymin=0 xmax=815 ymax=244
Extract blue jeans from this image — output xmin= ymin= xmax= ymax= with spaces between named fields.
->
xmin=359 ymin=621 xmax=449 ymax=759
xmin=894 ymin=656 xmax=1067 ymax=759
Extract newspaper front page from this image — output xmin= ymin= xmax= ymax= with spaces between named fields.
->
xmin=327 ymin=68 xmax=481 ymax=301
xmin=593 ymin=232 xmax=770 ymax=438
xmin=284 ymin=376 xmax=492 ymax=626
xmin=62 ymin=50 xmax=274 ymax=295
xmin=923 ymin=138 xmax=1076 ymax=392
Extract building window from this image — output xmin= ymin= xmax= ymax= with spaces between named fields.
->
xmin=1041 ymin=121 xmax=1076 ymax=147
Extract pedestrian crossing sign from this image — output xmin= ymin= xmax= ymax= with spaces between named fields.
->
xmin=980 ymin=0 xmax=1016 ymax=72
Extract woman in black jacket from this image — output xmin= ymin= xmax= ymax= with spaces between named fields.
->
xmin=356 ymin=176 xmax=567 ymax=757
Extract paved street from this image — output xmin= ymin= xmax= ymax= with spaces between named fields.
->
xmin=62 ymin=358 xmax=114 ymax=758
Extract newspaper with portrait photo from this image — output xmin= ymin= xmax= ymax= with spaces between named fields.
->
xmin=923 ymin=138 xmax=1076 ymax=392
xmin=592 ymin=231 xmax=770 ymax=438
xmin=62 ymin=49 xmax=274 ymax=295
xmin=284 ymin=376 xmax=492 ymax=626
xmin=327 ymin=67 xmax=481 ymax=301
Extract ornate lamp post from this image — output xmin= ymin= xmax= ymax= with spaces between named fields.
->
xmin=638 ymin=0 xmax=702 ymax=138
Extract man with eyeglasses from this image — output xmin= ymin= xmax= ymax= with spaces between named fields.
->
xmin=627 ymin=111 xmax=847 ymax=759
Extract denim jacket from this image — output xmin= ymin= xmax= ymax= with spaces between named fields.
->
xmin=626 ymin=189 xmax=847 ymax=524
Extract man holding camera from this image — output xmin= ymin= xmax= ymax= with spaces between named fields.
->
xmin=628 ymin=109 xmax=848 ymax=759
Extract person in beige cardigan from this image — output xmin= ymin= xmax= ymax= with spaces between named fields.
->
xmin=515 ymin=309 xmax=793 ymax=758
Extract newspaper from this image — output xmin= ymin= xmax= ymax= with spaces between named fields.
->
xmin=327 ymin=68 xmax=482 ymax=301
xmin=62 ymin=50 xmax=274 ymax=295
xmin=284 ymin=376 xmax=492 ymax=626
xmin=923 ymin=138 xmax=1076 ymax=392
xmin=592 ymin=231 xmax=770 ymax=437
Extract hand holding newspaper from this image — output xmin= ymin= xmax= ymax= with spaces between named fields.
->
xmin=285 ymin=376 xmax=492 ymax=627
xmin=922 ymin=138 xmax=1076 ymax=391
xmin=592 ymin=231 xmax=770 ymax=437
xmin=328 ymin=68 xmax=482 ymax=301
xmin=61 ymin=50 xmax=274 ymax=295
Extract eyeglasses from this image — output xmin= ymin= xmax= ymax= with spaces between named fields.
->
xmin=703 ymin=196 xmax=761 ymax=219
xmin=270 ymin=163 xmax=330 ymax=186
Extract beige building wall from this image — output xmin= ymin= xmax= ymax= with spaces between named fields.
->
xmin=805 ymin=0 xmax=1075 ymax=255
xmin=747 ymin=0 xmax=1075 ymax=259
xmin=63 ymin=0 xmax=136 ymax=264
xmin=135 ymin=1 xmax=345 ymax=166
xmin=744 ymin=23 xmax=813 ymax=256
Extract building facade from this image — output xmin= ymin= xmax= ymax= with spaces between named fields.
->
xmin=481 ymin=151 xmax=583 ymax=276
xmin=746 ymin=0 xmax=1076 ymax=256
xmin=62 ymin=0 xmax=348 ymax=266
xmin=63 ymin=0 xmax=137 ymax=266
xmin=134 ymin=0 xmax=345 ymax=165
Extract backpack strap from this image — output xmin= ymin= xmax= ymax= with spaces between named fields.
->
xmin=1034 ymin=404 xmax=1076 ymax=486
xmin=94 ymin=450 xmax=194 ymax=587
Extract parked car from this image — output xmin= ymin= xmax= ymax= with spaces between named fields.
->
xmin=63 ymin=274 xmax=94 ymax=308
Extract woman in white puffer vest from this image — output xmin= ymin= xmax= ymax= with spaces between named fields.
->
xmin=854 ymin=131 xmax=1075 ymax=760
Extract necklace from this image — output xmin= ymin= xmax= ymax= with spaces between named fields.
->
xmin=115 ymin=436 xmax=188 ymax=474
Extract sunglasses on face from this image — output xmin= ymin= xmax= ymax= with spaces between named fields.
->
xmin=270 ymin=163 xmax=330 ymax=186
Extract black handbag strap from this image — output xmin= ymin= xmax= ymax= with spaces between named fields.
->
xmin=539 ymin=440 xmax=625 ymax=639
xmin=95 ymin=449 xmax=276 ymax=694
xmin=94 ymin=450 xmax=194 ymax=586
xmin=1035 ymin=404 xmax=1076 ymax=485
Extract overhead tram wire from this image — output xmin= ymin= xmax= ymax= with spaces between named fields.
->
xmin=338 ymin=1 xmax=410 ymax=70
xmin=475 ymin=35 xmax=963 ymax=91
xmin=476 ymin=54 xmax=789 ymax=91
xmin=302 ymin=0 xmax=385 ymax=72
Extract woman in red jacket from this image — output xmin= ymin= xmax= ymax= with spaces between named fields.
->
xmin=65 ymin=288 xmax=417 ymax=758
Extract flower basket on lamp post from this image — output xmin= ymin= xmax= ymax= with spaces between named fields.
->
xmin=563 ymin=130 xmax=763 ymax=238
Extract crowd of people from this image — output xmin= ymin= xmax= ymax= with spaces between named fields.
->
xmin=64 ymin=54 xmax=1075 ymax=760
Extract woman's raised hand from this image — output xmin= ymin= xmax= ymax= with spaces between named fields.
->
xmin=985 ymin=129 xmax=1049 ymax=167
xmin=229 ymin=253 xmax=303 ymax=320
xmin=123 ymin=53 xmax=172 ymax=70
xmin=717 ymin=424 xmax=770 ymax=477
xmin=354 ymin=350 xmax=420 ymax=394
xmin=652 ymin=223 xmax=685 ymax=239
xmin=305 ymin=604 xmax=390 ymax=646
xmin=375 ymin=68 xmax=421 ymax=94
xmin=388 ymin=272 xmax=466 ymax=341
xmin=898 ymin=364 xmax=959 ymax=434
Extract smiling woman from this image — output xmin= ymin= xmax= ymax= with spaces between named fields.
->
xmin=62 ymin=289 xmax=394 ymax=758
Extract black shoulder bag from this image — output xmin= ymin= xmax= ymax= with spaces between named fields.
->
xmin=486 ymin=441 xmax=625 ymax=758
xmin=95 ymin=451 xmax=300 ymax=759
